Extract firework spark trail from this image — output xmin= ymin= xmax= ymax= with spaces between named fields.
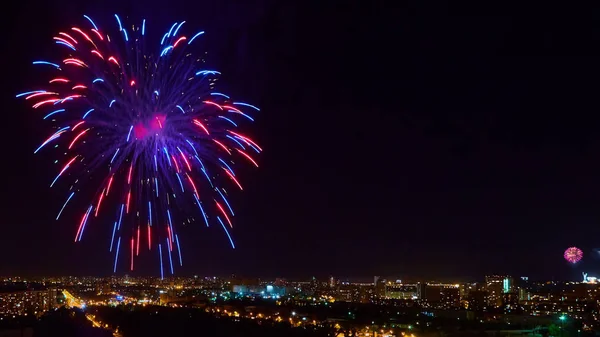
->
xmin=75 ymin=205 xmax=93 ymax=242
xmin=19 ymin=14 xmax=261 ymax=275
xmin=158 ymin=244 xmax=164 ymax=279
xmin=56 ymin=192 xmax=75 ymax=220
xmin=217 ymin=216 xmax=235 ymax=249
xmin=130 ymin=237 xmax=134 ymax=271
xmin=110 ymin=222 xmax=117 ymax=251
xmin=175 ymin=234 xmax=183 ymax=266
xmin=136 ymin=226 xmax=140 ymax=256
xmin=114 ymin=236 xmax=121 ymax=273
xmin=167 ymin=237 xmax=174 ymax=275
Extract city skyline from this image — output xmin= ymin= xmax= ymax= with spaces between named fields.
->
xmin=0 ymin=273 xmax=594 ymax=284
xmin=5 ymin=272 xmax=594 ymax=337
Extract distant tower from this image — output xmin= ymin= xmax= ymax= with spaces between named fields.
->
xmin=583 ymin=272 xmax=588 ymax=283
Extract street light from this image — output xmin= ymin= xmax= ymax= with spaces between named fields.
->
xmin=559 ymin=315 xmax=566 ymax=337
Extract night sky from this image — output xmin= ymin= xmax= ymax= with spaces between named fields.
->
xmin=2 ymin=1 xmax=600 ymax=281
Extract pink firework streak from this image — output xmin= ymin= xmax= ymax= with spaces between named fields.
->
xmin=17 ymin=14 xmax=262 ymax=277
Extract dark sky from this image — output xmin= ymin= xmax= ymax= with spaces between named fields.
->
xmin=2 ymin=1 xmax=600 ymax=281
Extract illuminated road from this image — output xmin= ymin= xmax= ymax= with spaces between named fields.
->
xmin=62 ymin=290 xmax=83 ymax=308
xmin=62 ymin=290 xmax=121 ymax=336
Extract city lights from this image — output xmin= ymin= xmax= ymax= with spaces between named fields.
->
xmin=0 ymin=274 xmax=599 ymax=337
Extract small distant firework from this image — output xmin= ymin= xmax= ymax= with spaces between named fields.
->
xmin=564 ymin=247 xmax=583 ymax=264
xmin=17 ymin=15 xmax=261 ymax=277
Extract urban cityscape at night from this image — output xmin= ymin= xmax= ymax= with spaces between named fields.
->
xmin=3 ymin=274 xmax=600 ymax=336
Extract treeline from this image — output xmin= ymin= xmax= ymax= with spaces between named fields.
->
xmin=33 ymin=307 xmax=112 ymax=337
xmin=93 ymin=305 xmax=338 ymax=337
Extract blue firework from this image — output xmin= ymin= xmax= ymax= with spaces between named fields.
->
xmin=17 ymin=15 xmax=261 ymax=277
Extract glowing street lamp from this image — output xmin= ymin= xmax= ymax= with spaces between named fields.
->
xmin=559 ymin=315 xmax=566 ymax=337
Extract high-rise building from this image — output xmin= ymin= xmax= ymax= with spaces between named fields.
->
xmin=466 ymin=290 xmax=486 ymax=311
xmin=485 ymin=275 xmax=513 ymax=308
xmin=419 ymin=284 xmax=460 ymax=308
xmin=518 ymin=288 xmax=530 ymax=301
xmin=440 ymin=287 xmax=460 ymax=309
xmin=46 ymin=288 xmax=61 ymax=310
xmin=460 ymin=282 xmax=482 ymax=301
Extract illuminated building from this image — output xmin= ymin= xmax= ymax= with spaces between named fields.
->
xmin=503 ymin=277 xmax=513 ymax=293
xmin=518 ymin=288 xmax=530 ymax=301
xmin=384 ymin=282 xmax=418 ymax=300
xmin=485 ymin=275 xmax=513 ymax=307
xmin=232 ymin=284 xmax=286 ymax=298
xmin=440 ymin=286 xmax=460 ymax=308
xmin=95 ymin=280 xmax=111 ymax=294
xmin=336 ymin=283 xmax=373 ymax=303
xmin=459 ymin=282 xmax=482 ymax=300
xmin=502 ymin=292 xmax=519 ymax=310
xmin=466 ymin=290 xmax=486 ymax=311
xmin=336 ymin=284 xmax=356 ymax=302
xmin=417 ymin=283 xmax=460 ymax=308
xmin=328 ymin=276 xmax=338 ymax=288
xmin=0 ymin=289 xmax=60 ymax=317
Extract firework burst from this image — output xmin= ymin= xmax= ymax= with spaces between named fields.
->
xmin=564 ymin=247 xmax=583 ymax=264
xmin=17 ymin=15 xmax=261 ymax=277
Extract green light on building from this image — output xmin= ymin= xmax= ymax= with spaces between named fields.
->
xmin=503 ymin=278 xmax=510 ymax=293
